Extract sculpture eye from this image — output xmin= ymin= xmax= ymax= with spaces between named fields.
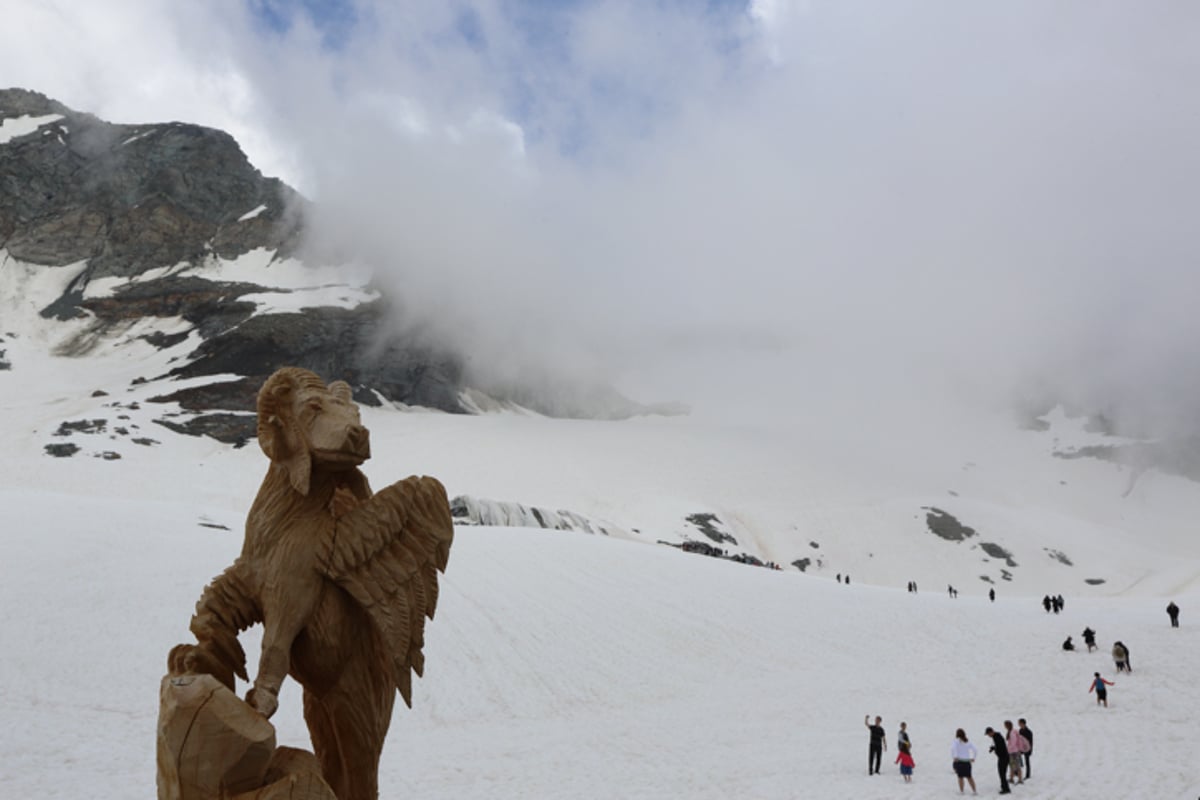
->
xmin=307 ymin=401 xmax=323 ymax=415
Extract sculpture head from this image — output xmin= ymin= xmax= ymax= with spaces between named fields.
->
xmin=257 ymin=367 xmax=371 ymax=495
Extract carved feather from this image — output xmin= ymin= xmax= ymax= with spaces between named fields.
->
xmin=319 ymin=475 xmax=453 ymax=707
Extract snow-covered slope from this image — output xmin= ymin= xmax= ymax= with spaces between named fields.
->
xmin=4 ymin=250 xmax=1200 ymax=596
xmin=3 ymin=257 xmax=1200 ymax=797
xmin=1 ymin=486 xmax=1197 ymax=799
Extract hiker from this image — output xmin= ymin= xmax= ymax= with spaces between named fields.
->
xmin=950 ymin=728 xmax=978 ymax=794
xmin=1017 ymin=719 xmax=1033 ymax=778
xmin=1052 ymin=595 xmax=1061 ymax=613
xmin=837 ymin=573 xmax=842 ymax=583
xmin=1167 ymin=601 xmax=1180 ymax=628
xmin=1090 ymin=672 xmax=1114 ymax=707
xmin=1082 ymin=627 xmax=1097 ymax=652
xmin=897 ymin=721 xmax=911 ymax=751
xmin=1004 ymin=720 xmax=1027 ymax=785
xmin=1062 ymin=636 xmax=1075 ymax=651
xmin=989 ymin=588 xmax=995 ymax=602
xmin=865 ymin=715 xmax=887 ymax=775
xmin=1042 ymin=595 xmax=1052 ymax=613
xmin=1057 ymin=593 xmax=1065 ymax=610
xmin=985 ymin=726 xmax=1011 ymax=794
xmin=895 ymin=741 xmax=915 ymax=783
xmin=1112 ymin=641 xmax=1129 ymax=673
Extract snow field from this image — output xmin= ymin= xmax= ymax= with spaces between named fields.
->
xmin=1 ymin=489 xmax=1196 ymax=798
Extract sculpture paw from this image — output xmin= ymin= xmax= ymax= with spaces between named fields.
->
xmin=247 ymin=685 xmax=279 ymax=718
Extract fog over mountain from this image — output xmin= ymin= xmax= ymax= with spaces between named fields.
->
xmin=3 ymin=1 xmax=1198 ymax=435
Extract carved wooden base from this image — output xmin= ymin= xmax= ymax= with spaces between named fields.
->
xmin=157 ymin=674 xmax=336 ymax=800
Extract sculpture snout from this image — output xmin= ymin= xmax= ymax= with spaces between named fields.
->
xmin=345 ymin=423 xmax=371 ymax=457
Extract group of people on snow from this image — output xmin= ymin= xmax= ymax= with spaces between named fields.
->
xmin=866 ymin=715 xmax=1034 ymax=794
xmin=858 ymin=597 xmax=1183 ymax=788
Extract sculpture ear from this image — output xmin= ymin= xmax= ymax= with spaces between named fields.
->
xmin=328 ymin=381 xmax=354 ymax=403
xmin=257 ymin=372 xmax=312 ymax=495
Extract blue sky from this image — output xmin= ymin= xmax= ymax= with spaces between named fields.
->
xmin=242 ymin=0 xmax=762 ymax=157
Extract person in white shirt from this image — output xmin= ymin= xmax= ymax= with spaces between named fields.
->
xmin=950 ymin=728 xmax=978 ymax=794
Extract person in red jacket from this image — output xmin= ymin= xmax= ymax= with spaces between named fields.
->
xmin=895 ymin=741 xmax=915 ymax=783
xmin=1090 ymin=672 xmax=1115 ymax=707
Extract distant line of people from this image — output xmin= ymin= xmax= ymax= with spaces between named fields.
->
xmin=1042 ymin=594 xmax=1065 ymax=613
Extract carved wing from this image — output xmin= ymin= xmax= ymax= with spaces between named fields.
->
xmin=319 ymin=475 xmax=454 ymax=707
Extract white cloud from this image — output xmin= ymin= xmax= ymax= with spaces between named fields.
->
xmin=3 ymin=1 xmax=1199 ymax=432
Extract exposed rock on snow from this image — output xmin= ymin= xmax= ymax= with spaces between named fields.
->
xmin=1045 ymin=548 xmax=1074 ymax=566
xmin=153 ymin=413 xmax=257 ymax=447
xmin=924 ymin=506 xmax=976 ymax=541
xmin=979 ymin=541 xmax=1017 ymax=567
xmin=684 ymin=512 xmax=738 ymax=545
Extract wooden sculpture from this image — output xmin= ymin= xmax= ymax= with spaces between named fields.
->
xmin=162 ymin=367 xmax=454 ymax=800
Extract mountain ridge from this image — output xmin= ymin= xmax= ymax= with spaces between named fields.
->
xmin=0 ymin=88 xmax=663 ymax=424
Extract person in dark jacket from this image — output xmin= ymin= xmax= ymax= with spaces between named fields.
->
xmin=1018 ymin=719 xmax=1033 ymax=778
xmin=989 ymin=588 xmax=995 ymax=602
xmin=1082 ymin=627 xmax=1097 ymax=652
xmin=1167 ymin=601 xmax=1180 ymax=627
xmin=985 ymin=727 xmax=1011 ymax=794
xmin=1062 ymin=636 xmax=1075 ymax=651
xmin=864 ymin=715 xmax=887 ymax=775
xmin=1042 ymin=595 xmax=1052 ymax=612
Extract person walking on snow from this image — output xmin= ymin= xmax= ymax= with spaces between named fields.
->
xmin=895 ymin=741 xmax=915 ymax=783
xmin=985 ymin=726 xmax=1011 ymax=794
xmin=1004 ymin=720 xmax=1027 ymax=785
xmin=1082 ymin=627 xmax=1097 ymax=652
xmin=1167 ymin=601 xmax=1180 ymax=627
xmin=865 ymin=715 xmax=887 ymax=775
xmin=1017 ymin=719 xmax=1033 ymax=778
xmin=950 ymin=729 xmax=978 ymax=794
xmin=897 ymin=721 xmax=911 ymax=751
xmin=1112 ymin=641 xmax=1130 ymax=673
xmin=989 ymin=588 xmax=995 ymax=602
xmin=1090 ymin=672 xmax=1115 ymax=707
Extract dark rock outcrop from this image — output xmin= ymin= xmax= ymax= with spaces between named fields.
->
xmin=0 ymin=88 xmax=302 ymax=278
xmin=924 ymin=507 xmax=976 ymax=541
xmin=2 ymin=88 xmax=662 ymax=424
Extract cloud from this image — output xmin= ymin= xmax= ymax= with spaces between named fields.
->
xmin=3 ymin=1 xmax=1199 ymax=433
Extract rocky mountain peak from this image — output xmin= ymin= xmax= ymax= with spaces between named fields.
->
xmin=0 ymin=87 xmax=303 ymax=282
xmin=1 ymin=89 xmax=664 ymax=435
